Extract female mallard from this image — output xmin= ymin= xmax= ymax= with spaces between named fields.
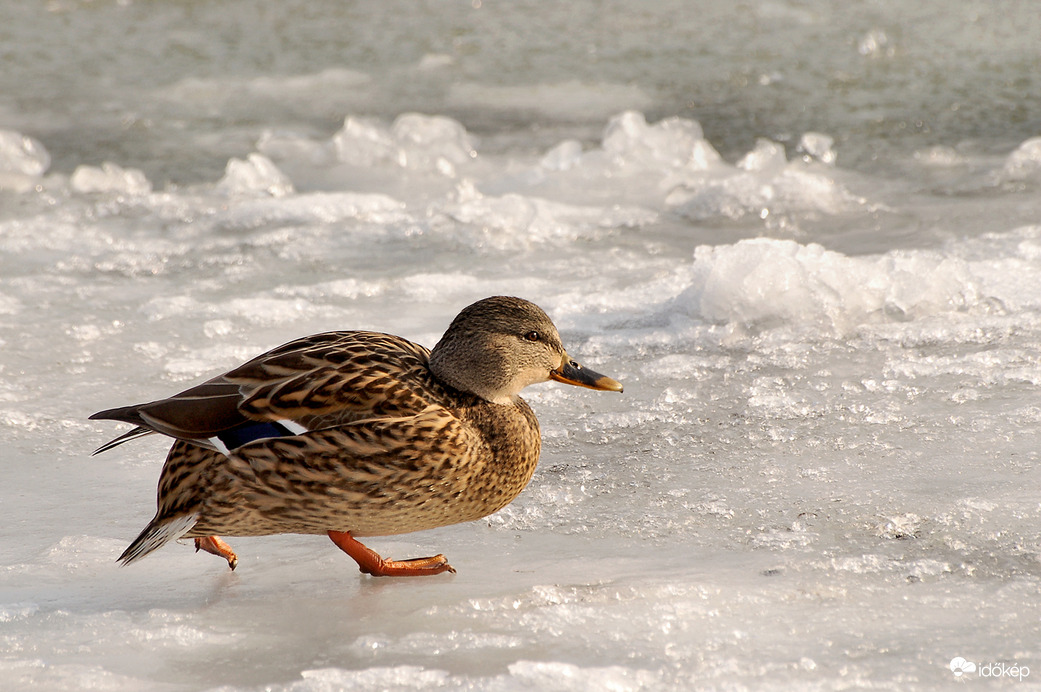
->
xmin=91 ymin=296 xmax=622 ymax=576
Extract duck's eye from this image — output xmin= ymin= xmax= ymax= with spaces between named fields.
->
xmin=523 ymin=331 xmax=540 ymax=342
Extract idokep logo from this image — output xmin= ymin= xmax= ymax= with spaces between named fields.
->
xmin=950 ymin=656 xmax=1030 ymax=682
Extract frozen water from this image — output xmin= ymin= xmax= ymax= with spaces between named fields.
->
xmin=1001 ymin=137 xmax=1041 ymax=182
xmin=0 ymin=130 xmax=50 ymax=193
xmin=3 ymin=1 xmax=1041 ymax=690
xmin=217 ymin=154 xmax=295 ymax=198
xmin=70 ymin=162 xmax=153 ymax=196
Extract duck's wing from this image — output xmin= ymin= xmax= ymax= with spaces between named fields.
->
xmin=245 ymin=404 xmax=477 ymax=475
xmin=236 ymin=403 xmax=490 ymax=534
xmin=90 ymin=331 xmax=441 ymax=455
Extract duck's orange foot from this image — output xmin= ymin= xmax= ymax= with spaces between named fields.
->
xmin=194 ymin=536 xmax=238 ymax=571
xmin=327 ymin=530 xmax=456 ymax=577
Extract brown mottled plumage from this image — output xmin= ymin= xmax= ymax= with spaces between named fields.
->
xmin=91 ymin=296 xmax=622 ymax=577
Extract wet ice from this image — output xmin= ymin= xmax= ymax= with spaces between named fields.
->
xmin=3 ymin=1 xmax=1041 ymax=690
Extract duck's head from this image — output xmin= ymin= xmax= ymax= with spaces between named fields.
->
xmin=428 ymin=296 xmax=623 ymax=405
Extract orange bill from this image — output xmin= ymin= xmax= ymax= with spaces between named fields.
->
xmin=550 ymin=358 xmax=623 ymax=392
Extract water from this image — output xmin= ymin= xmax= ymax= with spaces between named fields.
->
xmin=3 ymin=1 xmax=1041 ymax=690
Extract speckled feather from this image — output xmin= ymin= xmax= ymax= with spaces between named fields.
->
xmin=165 ymin=391 xmax=540 ymax=538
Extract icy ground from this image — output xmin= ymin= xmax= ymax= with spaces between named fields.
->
xmin=3 ymin=1 xmax=1041 ymax=690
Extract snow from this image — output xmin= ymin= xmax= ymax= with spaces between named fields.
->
xmin=70 ymin=162 xmax=153 ymax=196
xmin=3 ymin=1 xmax=1041 ymax=690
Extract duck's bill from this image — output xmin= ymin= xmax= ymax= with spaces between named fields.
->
xmin=550 ymin=359 xmax=623 ymax=393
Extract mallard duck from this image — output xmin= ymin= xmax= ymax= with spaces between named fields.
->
xmin=91 ymin=296 xmax=622 ymax=576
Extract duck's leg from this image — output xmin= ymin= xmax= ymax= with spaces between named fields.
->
xmin=327 ymin=530 xmax=455 ymax=577
xmin=194 ymin=536 xmax=238 ymax=571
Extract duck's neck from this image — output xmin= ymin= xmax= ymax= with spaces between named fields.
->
xmin=429 ymin=340 xmax=514 ymax=404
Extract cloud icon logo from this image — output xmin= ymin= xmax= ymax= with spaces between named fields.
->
xmin=950 ymin=657 xmax=977 ymax=676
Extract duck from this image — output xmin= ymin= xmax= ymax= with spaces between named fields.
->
xmin=91 ymin=296 xmax=622 ymax=577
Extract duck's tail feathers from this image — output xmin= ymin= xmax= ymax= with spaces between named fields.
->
xmin=91 ymin=426 xmax=154 ymax=456
xmin=118 ymin=513 xmax=198 ymax=566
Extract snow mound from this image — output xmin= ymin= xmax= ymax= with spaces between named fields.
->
xmin=217 ymin=153 xmax=295 ymax=197
xmin=332 ymin=114 xmax=476 ymax=175
xmin=70 ymin=162 xmax=152 ymax=196
xmin=674 ymin=238 xmax=987 ymax=334
xmin=0 ymin=130 xmax=50 ymax=192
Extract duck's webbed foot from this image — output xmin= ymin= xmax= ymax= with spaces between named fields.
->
xmin=327 ymin=530 xmax=456 ymax=577
xmin=194 ymin=536 xmax=238 ymax=571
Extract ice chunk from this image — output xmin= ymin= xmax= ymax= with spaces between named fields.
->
xmin=602 ymin=111 xmax=721 ymax=171
xmin=332 ymin=116 xmax=401 ymax=167
xmin=540 ymin=139 xmax=584 ymax=171
xmin=0 ymin=129 xmax=50 ymax=192
xmin=796 ymin=132 xmax=837 ymax=165
xmin=521 ymin=112 xmax=725 ymax=208
xmin=537 ymin=116 xmax=856 ymax=223
xmin=666 ymin=134 xmax=863 ymax=224
xmin=1000 ymin=136 xmax=1041 ymax=181
xmin=668 ymin=163 xmax=858 ymax=222
xmin=332 ymin=113 xmax=476 ymax=174
xmin=0 ymin=602 xmax=39 ymax=622
xmin=257 ymin=129 xmax=336 ymax=167
xmin=858 ymin=28 xmax=894 ymax=58
xmin=0 ymin=130 xmax=49 ymax=176
xmin=674 ymin=238 xmax=986 ymax=335
xmin=737 ymin=138 xmax=787 ymax=175
xmin=875 ymin=513 xmax=923 ymax=539
xmin=438 ymin=183 xmax=656 ymax=248
xmin=914 ymin=145 xmax=965 ymax=167
xmin=216 ymin=153 xmax=294 ymax=197
xmin=70 ymin=162 xmax=152 ymax=196
xmin=392 ymin=113 xmax=476 ymax=165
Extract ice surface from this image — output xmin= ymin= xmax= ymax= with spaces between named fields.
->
xmin=4 ymin=1 xmax=1041 ymax=691
xmin=448 ymin=81 xmax=654 ymax=122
